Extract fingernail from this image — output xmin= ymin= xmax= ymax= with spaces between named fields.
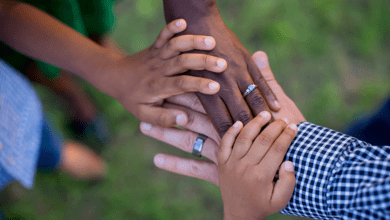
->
xmin=255 ymin=56 xmax=268 ymax=68
xmin=285 ymin=161 xmax=294 ymax=172
xmin=143 ymin=123 xmax=152 ymax=131
xmin=233 ymin=121 xmax=240 ymax=128
xmin=204 ymin=37 xmax=214 ymax=46
xmin=282 ymin=118 xmax=289 ymax=124
xmin=209 ymin=82 xmax=219 ymax=90
xmin=175 ymin=20 xmax=182 ymax=27
xmin=176 ymin=114 xmax=187 ymax=126
xmin=217 ymin=59 xmax=227 ymax=68
xmin=154 ymin=156 xmax=165 ymax=166
xmin=259 ymin=111 xmax=270 ymax=118
xmin=274 ymin=101 xmax=281 ymax=109
xmin=288 ymin=123 xmax=297 ymax=131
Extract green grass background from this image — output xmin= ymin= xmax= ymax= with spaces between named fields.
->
xmin=2 ymin=0 xmax=390 ymax=219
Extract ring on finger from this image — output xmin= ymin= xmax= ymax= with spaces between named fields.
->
xmin=243 ymin=84 xmax=257 ymax=98
xmin=192 ymin=135 xmax=207 ymax=157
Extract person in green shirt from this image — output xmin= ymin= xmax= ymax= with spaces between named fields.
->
xmin=0 ymin=0 xmax=119 ymax=148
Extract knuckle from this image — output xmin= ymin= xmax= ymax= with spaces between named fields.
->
xmin=217 ymin=122 xmax=233 ymax=136
xmin=260 ymin=133 xmax=273 ymax=143
xmin=247 ymin=90 xmax=266 ymax=108
xmin=173 ymin=77 xmax=186 ymax=90
xmin=234 ymin=136 xmax=248 ymax=147
xmin=157 ymin=112 xmax=170 ymax=126
xmin=182 ymin=134 xmax=195 ymax=151
xmin=236 ymin=111 xmax=252 ymax=125
xmin=272 ymin=142 xmax=287 ymax=154
xmin=177 ymin=54 xmax=189 ymax=66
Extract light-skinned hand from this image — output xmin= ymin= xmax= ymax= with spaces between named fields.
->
xmin=218 ymin=114 xmax=297 ymax=220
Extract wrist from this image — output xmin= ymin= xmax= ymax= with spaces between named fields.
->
xmin=224 ymin=209 xmax=264 ymax=220
xmin=80 ymin=48 xmax=123 ymax=96
xmin=163 ymin=0 xmax=219 ymax=24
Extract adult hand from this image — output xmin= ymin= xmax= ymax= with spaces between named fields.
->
xmin=141 ymin=51 xmax=305 ymax=185
xmin=91 ymin=19 xmax=228 ymax=127
xmin=163 ymin=1 xmax=280 ymax=136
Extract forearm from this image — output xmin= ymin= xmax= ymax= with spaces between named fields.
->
xmin=0 ymin=1 xmax=121 ymax=82
xmin=282 ymin=122 xmax=390 ymax=219
xmin=163 ymin=0 xmax=218 ymax=24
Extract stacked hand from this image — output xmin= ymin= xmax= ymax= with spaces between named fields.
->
xmin=140 ymin=51 xmax=305 ymax=185
xmin=92 ymin=19 xmax=228 ymax=127
xmin=164 ymin=3 xmax=281 ymax=136
xmin=141 ymin=51 xmax=302 ymax=219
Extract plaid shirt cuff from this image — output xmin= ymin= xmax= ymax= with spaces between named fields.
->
xmin=280 ymin=122 xmax=390 ymax=220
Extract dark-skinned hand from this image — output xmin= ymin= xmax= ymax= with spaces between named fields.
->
xmin=163 ymin=0 xmax=280 ymax=136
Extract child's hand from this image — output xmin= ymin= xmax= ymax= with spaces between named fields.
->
xmin=95 ymin=19 xmax=227 ymax=127
xmin=218 ymin=112 xmax=297 ymax=220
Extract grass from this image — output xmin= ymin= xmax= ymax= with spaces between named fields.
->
xmin=1 ymin=0 xmax=390 ymax=219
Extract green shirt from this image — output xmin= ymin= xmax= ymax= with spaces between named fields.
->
xmin=0 ymin=0 xmax=116 ymax=78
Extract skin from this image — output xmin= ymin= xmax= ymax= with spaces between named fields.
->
xmin=0 ymin=1 xmax=228 ymax=127
xmin=219 ymin=116 xmax=297 ymax=220
xmin=163 ymin=0 xmax=281 ymax=136
xmin=140 ymin=50 xmax=306 ymax=185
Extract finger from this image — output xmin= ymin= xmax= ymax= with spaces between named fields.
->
xmin=138 ymin=105 xmax=188 ymax=127
xmin=230 ymin=111 xmax=271 ymax=161
xmin=166 ymin=93 xmax=207 ymax=114
xmin=248 ymin=53 xmax=280 ymax=111
xmin=196 ymin=93 xmax=233 ymax=137
xmin=222 ymin=86 xmax=253 ymax=125
xmin=258 ymin=123 xmax=298 ymax=175
xmin=167 ymin=53 xmax=227 ymax=75
xmin=271 ymin=161 xmax=296 ymax=211
xmin=153 ymin=153 xmax=219 ymax=186
xmin=153 ymin=19 xmax=187 ymax=49
xmin=140 ymin=121 xmax=219 ymax=163
xmin=163 ymin=103 xmax=220 ymax=144
xmin=244 ymin=87 xmax=272 ymax=117
xmin=218 ymin=121 xmax=243 ymax=165
xmin=160 ymin=35 xmax=216 ymax=59
xmin=252 ymin=51 xmax=275 ymax=82
xmin=247 ymin=119 xmax=289 ymax=165
xmin=157 ymin=75 xmax=220 ymax=97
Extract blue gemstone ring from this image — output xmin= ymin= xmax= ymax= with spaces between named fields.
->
xmin=192 ymin=135 xmax=206 ymax=157
xmin=243 ymin=84 xmax=258 ymax=98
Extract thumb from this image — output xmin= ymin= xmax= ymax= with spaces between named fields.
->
xmin=271 ymin=161 xmax=296 ymax=211
xmin=252 ymin=51 xmax=275 ymax=82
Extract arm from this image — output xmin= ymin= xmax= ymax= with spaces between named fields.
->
xmin=141 ymin=51 xmax=390 ymax=219
xmin=162 ymin=0 xmax=280 ymax=136
xmin=0 ymin=0 xmax=227 ymax=127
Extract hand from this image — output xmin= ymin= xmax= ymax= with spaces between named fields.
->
xmin=140 ymin=51 xmax=305 ymax=185
xmin=91 ymin=19 xmax=228 ymax=127
xmin=218 ymin=114 xmax=297 ymax=220
xmin=164 ymin=3 xmax=281 ymax=136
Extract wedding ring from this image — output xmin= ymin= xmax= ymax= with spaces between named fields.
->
xmin=192 ymin=135 xmax=206 ymax=157
xmin=243 ymin=84 xmax=257 ymax=98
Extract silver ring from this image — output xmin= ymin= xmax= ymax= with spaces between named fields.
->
xmin=192 ymin=135 xmax=206 ymax=157
xmin=243 ymin=84 xmax=257 ymax=98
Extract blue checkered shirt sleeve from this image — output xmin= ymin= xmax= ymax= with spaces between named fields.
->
xmin=280 ymin=122 xmax=390 ymax=220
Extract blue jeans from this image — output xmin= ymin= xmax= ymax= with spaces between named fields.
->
xmin=344 ymin=96 xmax=390 ymax=146
xmin=37 ymin=117 xmax=63 ymax=172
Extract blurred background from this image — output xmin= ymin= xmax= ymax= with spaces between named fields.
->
xmin=1 ymin=0 xmax=390 ymax=219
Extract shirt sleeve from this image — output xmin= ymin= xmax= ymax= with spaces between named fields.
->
xmin=280 ymin=122 xmax=390 ymax=220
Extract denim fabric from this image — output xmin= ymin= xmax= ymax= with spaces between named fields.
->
xmin=37 ymin=118 xmax=63 ymax=172
xmin=344 ymin=96 xmax=390 ymax=146
xmin=0 ymin=59 xmax=43 ymax=190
